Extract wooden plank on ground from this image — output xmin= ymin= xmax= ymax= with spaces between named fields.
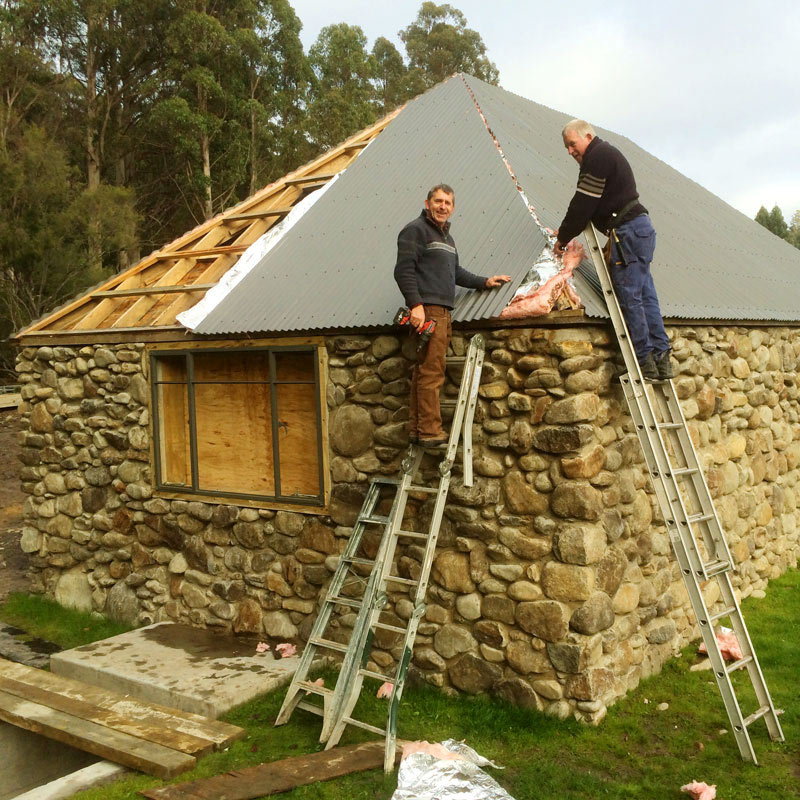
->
xmin=0 ymin=392 xmax=20 ymax=409
xmin=0 ymin=658 xmax=244 ymax=750
xmin=0 ymin=689 xmax=196 ymax=779
xmin=0 ymin=674 xmax=214 ymax=755
xmin=140 ymin=741 xmax=399 ymax=799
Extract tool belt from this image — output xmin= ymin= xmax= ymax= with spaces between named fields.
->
xmin=603 ymin=198 xmax=641 ymax=266
xmin=605 ymin=198 xmax=640 ymax=234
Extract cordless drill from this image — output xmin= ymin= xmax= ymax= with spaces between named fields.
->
xmin=394 ymin=307 xmax=437 ymax=350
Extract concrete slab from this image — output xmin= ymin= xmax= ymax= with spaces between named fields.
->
xmin=13 ymin=761 xmax=128 ymax=800
xmin=50 ymin=622 xmax=299 ymax=718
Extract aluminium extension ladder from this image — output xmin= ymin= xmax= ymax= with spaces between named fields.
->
xmin=275 ymin=334 xmax=485 ymax=772
xmin=584 ymin=223 xmax=784 ymax=764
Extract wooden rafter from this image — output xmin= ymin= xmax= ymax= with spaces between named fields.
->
xmin=16 ymin=108 xmax=401 ymax=341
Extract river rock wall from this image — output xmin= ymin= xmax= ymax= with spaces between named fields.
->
xmin=15 ymin=324 xmax=800 ymax=721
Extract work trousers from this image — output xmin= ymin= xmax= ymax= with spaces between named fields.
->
xmin=609 ymin=214 xmax=670 ymax=362
xmin=409 ymin=304 xmax=452 ymax=438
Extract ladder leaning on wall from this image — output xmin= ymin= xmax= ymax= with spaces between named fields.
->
xmin=275 ymin=334 xmax=485 ymax=773
xmin=584 ymin=223 xmax=784 ymax=764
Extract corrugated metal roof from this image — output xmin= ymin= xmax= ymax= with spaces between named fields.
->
xmin=194 ymin=76 xmax=545 ymax=335
xmin=195 ymin=75 xmax=800 ymax=336
xmin=462 ymin=75 xmax=800 ymax=321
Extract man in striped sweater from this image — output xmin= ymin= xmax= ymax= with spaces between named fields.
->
xmin=554 ymin=119 xmax=673 ymax=382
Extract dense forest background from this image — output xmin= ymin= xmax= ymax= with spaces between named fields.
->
xmin=1 ymin=1 xmax=798 ymax=382
xmin=0 ymin=0 xmax=497 ymax=377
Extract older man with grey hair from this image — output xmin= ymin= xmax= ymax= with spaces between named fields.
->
xmin=554 ymin=119 xmax=672 ymax=382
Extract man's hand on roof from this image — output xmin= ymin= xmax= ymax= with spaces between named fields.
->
xmin=485 ymin=275 xmax=511 ymax=288
xmin=553 ymin=240 xmax=566 ymax=257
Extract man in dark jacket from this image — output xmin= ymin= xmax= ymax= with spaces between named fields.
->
xmin=394 ymin=184 xmax=510 ymax=447
xmin=554 ymin=119 xmax=672 ymax=382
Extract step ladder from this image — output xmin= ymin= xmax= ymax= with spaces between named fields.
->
xmin=584 ymin=223 xmax=784 ymax=764
xmin=275 ymin=334 xmax=485 ymax=772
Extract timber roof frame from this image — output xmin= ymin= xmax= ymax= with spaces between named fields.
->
xmin=16 ymin=111 xmax=399 ymax=342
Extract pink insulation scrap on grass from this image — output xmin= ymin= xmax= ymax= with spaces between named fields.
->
xmin=401 ymin=741 xmax=465 ymax=762
xmin=698 ymin=627 xmax=743 ymax=661
xmin=681 ymin=780 xmax=717 ymax=800
xmin=377 ymin=681 xmax=394 ymax=699
xmin=499 ymin=241 xmax=584 ymax=320
xmin=275 ymin=642 xmax=297 ymax=658
xmin=255 ymin=642 xmax=270 ymax=653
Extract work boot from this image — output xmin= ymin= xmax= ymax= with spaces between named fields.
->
xmin=654 ymin=350 xmax=674 ymax=381
xmin=418 ymin=434 xmax=448 ymax=449
xmin=639 ymin=353 xmax=659 ymax=382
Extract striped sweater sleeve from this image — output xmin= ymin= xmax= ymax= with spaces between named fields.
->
xmin=557 ymin=167 xmax=607 ymax=245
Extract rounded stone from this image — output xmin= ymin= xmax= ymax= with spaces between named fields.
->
xmin=541 ymin=561 xmax=594 ymax=602
xmin=234 ymin=598 xmax=263 ymax=634
xmin=551 ymin=482 xmax=603 ymax=521
xmin=569 ymin=592 xmax=615 ymax=634
xmin=106 ymin=581 xmax=140 ymax=623
xmin=433 ymin=624 xmax=476 ymax=659
xmin=516 ymin=600 xmax=569 ymax=641
xmin=455 ymin=593 xmax=482 ymax=620
xmin=432 ymin=551 xmax=474 ymax=593
xmin=494 ymin=677 xmax=543 ymax=710
xmin=54 ymin=569 xmax=92 ymax=613
xmin=449 ymin=653 xmax=502 ymax=694
xmin=330 ymin=405 xmax=374 ymax=456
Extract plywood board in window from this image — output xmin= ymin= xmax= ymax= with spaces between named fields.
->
xmin=275 ymin=353 xmax=320 ymax=498
xmin=156 ymin=358 xmax=190 ymax=487
xmin=193 ymin=352 xmax=275 ymax=496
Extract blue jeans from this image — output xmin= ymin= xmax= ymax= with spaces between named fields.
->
xmin=610 ymin=214 xmax=670 ymax=361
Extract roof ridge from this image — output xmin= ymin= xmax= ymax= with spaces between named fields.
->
xmin=458 ymin=75 xmax=552 ymax=241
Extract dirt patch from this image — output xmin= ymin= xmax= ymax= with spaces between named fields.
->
xmin=0 ymin=410 xmax=29 ymax=601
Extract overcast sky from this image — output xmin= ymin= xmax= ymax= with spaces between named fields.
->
xmin=289 ymin=0 xmax=799 ymax=224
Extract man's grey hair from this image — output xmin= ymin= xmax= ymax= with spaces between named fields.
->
xmin=562 ymin=119 xmax=595 ymax=138
xmin=427 ymin=183 xmax=455 ymax=201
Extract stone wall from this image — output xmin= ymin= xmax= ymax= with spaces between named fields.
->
xmin=15 ymin=325 xmax=800 ymax=722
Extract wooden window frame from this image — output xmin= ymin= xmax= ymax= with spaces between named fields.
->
xmin=148 ymin=338 xmax=329 ymax=512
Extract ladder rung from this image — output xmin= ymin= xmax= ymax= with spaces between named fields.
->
xmin=440 ymin=399 xmax=459 ymax=407
xmin=408 ymin=485 xmax=438 ymax=494
xmin=297 ymin=700 xmax=325 ymax=717
xmin=327 ymin=595 xmax=362 ymax=609
xmin=658 ymin=421 xmax=683 ymax=430
xmin=688 ymin=512 xmax=715 ymax=524
xmin=396 ymin=529 xmax=428 ymax=540
xmin=308 ymin=636 xmax=348 ymax=653
xmin=704 ymin=559 xmax=731 ymax=577
xmin=342 ymin=556 xmax=375 ymax=567
xmin=360 ymin=514 xmax=389 ymax=525
xmin=297 ymin=680 xmax=333 ymax=697
xmin=360 ymin=668 xmax=394 ymax=682
xmin=708 ymin=605 xmax=736 ymax=623
xmin=726 ymin=655 xmax=753 ymax=674
xmin=446 ymin=356 xmax=466 ymax=364
xmin=670 ymin=467 xmax=699 ymax=477
xmin=341 ymin=716 xmax=384 ymax=736
xmin=385 ymin=575 xmax=417 ymax=586
xmin=743 ymin=705 xmax=771 ymax=728
xmin=375 ymin=621 xmax=407 ymax=635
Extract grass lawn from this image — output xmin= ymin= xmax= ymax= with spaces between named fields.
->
xmin=3 ymin=570 xmax=799 ymax=800
xmin=0 ymin=592 xmax=132 ymax=648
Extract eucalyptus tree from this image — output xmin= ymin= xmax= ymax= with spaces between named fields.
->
xmin=307 ymin=23 xmax=377 ymax=149
xmin=400 ymin=2 xmax=498 ymax=88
